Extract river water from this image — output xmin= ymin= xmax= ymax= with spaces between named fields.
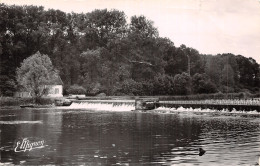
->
xmin=0 ymin=106 xmax=260 ymax=166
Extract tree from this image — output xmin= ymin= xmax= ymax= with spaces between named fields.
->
xmin=173 ymin=72 xmax=192 ymax=95
xmin=236 ymin=55 xmax=260 ymax=89
xmin=221 ymin=64 xmax=235 ymax=92
xmin=164 ymin=45 xmax=188 ymax=76
xmin=66 ymin=84 xmax=86 ymax=95
xmin=0 ymin=75 xmax=16 ymax=96
xmin=1 ymin=4 xmax=259 ymax=97
xmin=129 ymin=15 xmax=158 ymax=39
xmin=153 ymin=74 xmax=174 ymax=95
xmin=119 ymin=79 xmax=141 ymax=95
xmin=85 ymin=9 xmax=127 ymax=47
xmin=192 ymin=73 xmax=217 ymax=94
xmin=16 ymin=51 xmax=59 ymax=102
xmin=205 ymin=55 xmax=222 ymax=86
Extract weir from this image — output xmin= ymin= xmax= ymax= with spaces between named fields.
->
xmin=68 ymin=99 xmax=260 ymax=112
xmin=69 ymin=100 xmax=135 ymax=111
xmin=159 ymin=100 xmax=260 ymax=112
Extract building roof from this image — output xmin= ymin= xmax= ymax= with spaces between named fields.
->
xmin=46 ymin=75 xmax=63 ymax=85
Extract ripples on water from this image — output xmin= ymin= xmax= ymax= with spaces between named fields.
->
xmin=0 ymin=106 xmax=260 ymax=166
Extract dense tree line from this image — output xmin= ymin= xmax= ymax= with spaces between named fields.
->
xmin=0 ymin=4 xmax=259 ymax=96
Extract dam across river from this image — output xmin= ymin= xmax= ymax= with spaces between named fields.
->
xmin=71 ymin=99 xmax=260 ymax=112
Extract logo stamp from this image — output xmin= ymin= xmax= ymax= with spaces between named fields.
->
xmin=14 ymin=138 xmax=45 ymax=152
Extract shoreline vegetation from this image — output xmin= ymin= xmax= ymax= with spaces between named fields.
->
xmin=0 ymin=4 xmax=259 ymax=98
xmin=0 ymin=92 xmax=259 ymax=107
xmin=0 ymin=97 xmax=60 ymax=107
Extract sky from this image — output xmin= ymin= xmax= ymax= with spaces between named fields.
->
xmin=2 ymin=0 xmax=260 ymax=63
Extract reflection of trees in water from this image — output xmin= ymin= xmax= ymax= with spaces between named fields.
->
xmin=199 ymin=116 xmax=260 ymax=145
xmin=191 ymin=115 xmax=260 ymax=165
xmin=132 ymin=113 xmax=203 ymax=163
xmin=54 ymin=112 xmax=203 ymax=165
xmin=0 ymin=110 xmax=19 ymax=163
xmin=2 ymin=110 xmax=260 ymax=165
xmin=0 ymin=109 xmax=62 ymax=164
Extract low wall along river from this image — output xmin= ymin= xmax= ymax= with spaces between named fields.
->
xmin=159 ymin=99 xmax=260 ymax=112
xmin=70 ymin=99 xmax=260 ymax=112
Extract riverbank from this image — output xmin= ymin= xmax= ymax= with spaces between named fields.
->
xmin=73 ymin=92 xmax=260 ymax=101
xmin=0 ymin=97 xmax=64 ymax=107
xmin=1 ymin=97 xmax=259 ymax=112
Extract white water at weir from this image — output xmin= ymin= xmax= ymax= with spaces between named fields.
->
xmin=62 ymin=101 xmax=260 ymax=114
xmin=68 ymin=102 xmax=135 ymax=111
xmin=155 ymin=106 xmax=260 ymax=114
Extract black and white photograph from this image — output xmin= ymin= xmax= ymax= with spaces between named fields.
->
xmin=0 ymin=0 xmax=260 ymax=165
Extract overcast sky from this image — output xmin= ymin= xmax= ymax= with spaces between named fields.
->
xmin=2 ymin=0 xmax=260 ymax=63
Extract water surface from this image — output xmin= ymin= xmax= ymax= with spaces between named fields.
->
xmin=0 ymin=107 xmax=260 ymax=165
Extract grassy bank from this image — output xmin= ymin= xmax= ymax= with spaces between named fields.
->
xmin=76 ymin=92 xmax=260 ymax=101
xmin=1 ymin=92 xmax=259 ymax=107
xmin=0 ymin=97 xmax=63 ymax=107
xmin=157 ymin=92 xmax=260 ymax=101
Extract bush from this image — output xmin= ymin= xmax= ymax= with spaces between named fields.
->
xmin=36 ymin=97 xmax=57 ymax=105
xmin=67 ymin=85 xmax=86 ymax=95
xmin=192 ymin=73 xmax=217 ymax=94
xmin=253 ymin=92 xmax=260 ymax=98
xmin=0 ymin=97 xmax=32 ymax=106
xmin=173 ymin=73 xmax=192 ymax=95
xmin=220 ymin=86 xmax=234 ymax=93
xmin=96 ymin=92 xmax=106 ymax=97
xmin=120 ymin=79 xmax=144 ymax=96
xmin=0 ymin=97 xmax=56 ymax=106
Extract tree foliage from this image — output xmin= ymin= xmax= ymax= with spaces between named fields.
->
xmin=192 ymin=73 xmax=217 ymax=94
xmin=173 ymin=73 xmax=192 ymax=95
xmin=16 ymin=51 xmax=59 ymax=100
xmin=67 ymin=84 xmax=86 ymax=95
xmin=0 ymin=4 xmax=259 ymax=96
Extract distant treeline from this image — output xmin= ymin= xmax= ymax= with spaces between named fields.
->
xmin=0 ymin=4 xmax=259 ymax=96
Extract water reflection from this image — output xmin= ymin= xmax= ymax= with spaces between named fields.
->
xmin=0 ymin=108 xmax=260 ymax=165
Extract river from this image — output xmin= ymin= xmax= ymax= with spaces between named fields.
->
xmin=0 ymin=106 xmax=260 ymax=165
